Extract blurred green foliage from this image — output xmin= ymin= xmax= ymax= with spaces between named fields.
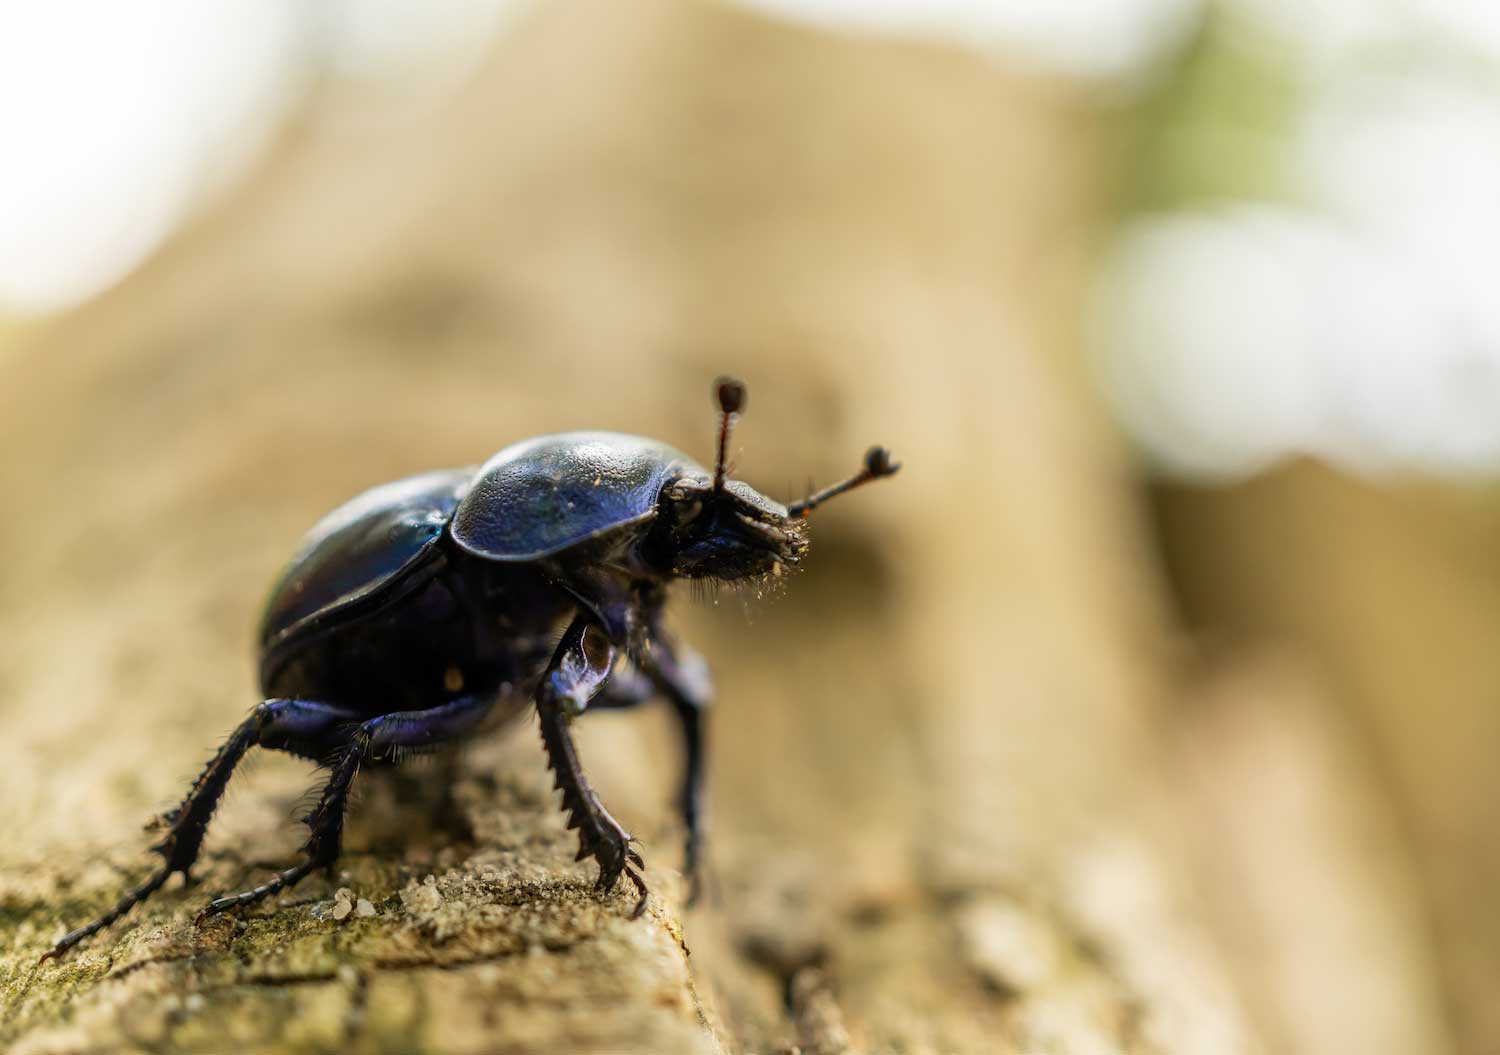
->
xmin=1129 ymin=9 xmax=1305 ymax=212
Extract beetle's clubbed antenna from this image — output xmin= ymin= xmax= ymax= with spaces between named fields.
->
xmin=788 ymin=446 xmax=901 ymax=517
xmin=711 ymin=376 xmax=746 ymax=493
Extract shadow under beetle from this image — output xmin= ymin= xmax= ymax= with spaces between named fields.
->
xmin=43 ymin=377 xmax=899 ymax=960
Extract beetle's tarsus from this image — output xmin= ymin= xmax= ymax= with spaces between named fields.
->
xmin=681 ymin=833 xmax=708 ymax=907
xmin=39 ymin=865 xmax=174 ymax=963
xmin=199 ymin=860 xmax=316 ymax=920
xmin=41 ymin=712 xmax=267 ymax=961
xmin=683 ymin=867 xmax=704 ymax=908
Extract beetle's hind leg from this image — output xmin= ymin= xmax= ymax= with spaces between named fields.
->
xmin=200 ymin=693 xmax=497 ymax=918
xmin=41 ymin=698 xmax=359 ymax=962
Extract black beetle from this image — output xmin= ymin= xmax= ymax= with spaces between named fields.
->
xmin=44 ymin=377 xmax=898 ymax=960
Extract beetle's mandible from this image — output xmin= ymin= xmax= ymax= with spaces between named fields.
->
xmin=42 ymin=377 xmax=899 ymax=960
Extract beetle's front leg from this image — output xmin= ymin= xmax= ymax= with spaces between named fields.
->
xmin=586 ymin=630 xmax=713 ymax=904
xmin=535 ymin=614 xmax=648 ymax=916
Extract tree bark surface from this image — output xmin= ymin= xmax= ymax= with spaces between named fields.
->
xmin=1 ymin=3 xmax=1267 ymax=1052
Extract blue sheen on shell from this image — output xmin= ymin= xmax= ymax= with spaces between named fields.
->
xmin=450 ymin=431 xmax=703 ymax=561
xmin=259 ymin=469 xmax=473 ymax=647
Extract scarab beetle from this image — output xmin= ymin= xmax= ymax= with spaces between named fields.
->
xmin=44 ymin=377 xmax=898 ymax=960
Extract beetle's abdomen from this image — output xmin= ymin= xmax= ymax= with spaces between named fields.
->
xmin=260 ymin=561 xmax=569 ymax=717
xmin=259 ymin=469 xmax=474 ymax=650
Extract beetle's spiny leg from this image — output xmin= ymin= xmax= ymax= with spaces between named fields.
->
xmin=544 ymin=727 xmax=624 ymax=865
xmin=148 ymin=718 xmax=261 ymax=872
xmin=40 ymin=704 xmax=286 ymax=963
xmin=300 ymin=742 xmax=364 ymax=868
xmin=535 ymin=615 xmax=652 ymax=912
xmin=203 ymin=695 xmax=499 ymax=923
xmin=198 ymin=861 xmax=317 ymax=920
xmin=40 ymin=700 xmax=367 ymax=961
xmin=39 ymin=867 xmax=174 ymax=963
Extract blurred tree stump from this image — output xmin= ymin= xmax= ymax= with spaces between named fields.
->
xmin=1156 ymin=466 xmax=1482 ymax=1055
xmin=1 ymin=2 xmax=1266 ymax=1052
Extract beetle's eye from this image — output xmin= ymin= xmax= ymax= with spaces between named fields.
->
xmin=661 ymin=481 xmax=708 ymax=524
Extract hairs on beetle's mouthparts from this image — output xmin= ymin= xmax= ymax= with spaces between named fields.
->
xmin=680 ymin=556 xmax=800 ymax=608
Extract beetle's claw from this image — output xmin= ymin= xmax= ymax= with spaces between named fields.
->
xmin=197 ymin=894 xmax=243 ymax=922
xmin=623 ymin=865 xmax=650 ymax=919
xmin=576 ymin=814 xmax=649 ymax=912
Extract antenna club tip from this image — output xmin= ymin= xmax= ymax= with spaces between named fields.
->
xmin=714 ymin=376 xmax=747 ymax=415
xmin=864 ymin=445 xmax=900 ymax=477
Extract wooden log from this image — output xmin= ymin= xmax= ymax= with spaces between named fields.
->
xmin=1 ymin=3 xmax=1260 ymax=1051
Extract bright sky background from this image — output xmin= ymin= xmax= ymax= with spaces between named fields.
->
xmin=1090 ymin=0 xmax=1500 ymax=478
xmin=0 ymin=1 xmax=299 ymax=310
xmin=0 ymin=0 xmax=517 ymax=312
xmin=0 ymin=0 xmax=1196 ymax=314
xmin=4 ymin=0 xmax=1500 ymax=479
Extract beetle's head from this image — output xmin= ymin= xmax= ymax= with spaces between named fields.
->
xmin=648 ymin=377 xmax=899 ymax=583
xmin=655 ymin=471 xmax=806 ymax=581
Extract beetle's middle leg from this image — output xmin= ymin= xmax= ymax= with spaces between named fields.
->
xmin=200 ymin=693 xmax=498 ymax=916
xmin=641 ymin=639 xmax=712 ymax=904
